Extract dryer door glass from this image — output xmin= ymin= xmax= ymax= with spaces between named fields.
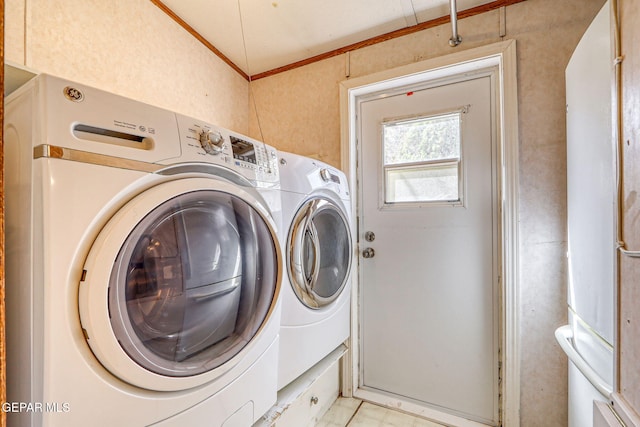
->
xmin=289 ymin=197 xmax=352 ymax=308
xmin=109 ymin=190 xmax=277 ymax=377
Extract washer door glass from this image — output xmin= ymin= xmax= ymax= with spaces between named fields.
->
xmin=288 ymin=197 xmax=352 ymax=308
xmin=110 ymin=190 xmax=277 ymax=377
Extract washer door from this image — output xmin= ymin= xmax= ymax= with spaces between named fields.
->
xmin=79 ymin=177 xmax=280 ymax=391
xmin=287 ymin=196 xmax=352 ymax=309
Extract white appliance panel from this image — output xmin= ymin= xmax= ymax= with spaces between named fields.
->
xmin=565 ymin=0 xmax=615 ymax=346
xmin=560 ymin=3 xmax=615 ymax=427
xmin=277 ymin=152 xmax=354 ymax=390
xmin=569 ymin=362 xmax=610 ymax=427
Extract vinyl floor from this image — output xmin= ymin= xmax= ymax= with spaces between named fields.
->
xmin=317 ymin=397 xmax=445 ymax=427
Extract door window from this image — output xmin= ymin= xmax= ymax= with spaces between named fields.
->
xmin=109 ymin=190 xmax=277 ymax=377
xmin=382 ymin=111 xmax=463 ymax=205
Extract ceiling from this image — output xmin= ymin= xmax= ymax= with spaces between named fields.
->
xmin=159 ymin=0 xmax=498 ymax=77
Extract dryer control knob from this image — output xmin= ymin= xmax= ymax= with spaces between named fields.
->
xmin=199 ymin=130 xmax=224 ymax=155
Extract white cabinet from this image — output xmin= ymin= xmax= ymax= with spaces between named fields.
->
xmin=256 ymin=346 xmax=345 ymax=427
xmin=274 ymin=362 xmax=339 ymax=427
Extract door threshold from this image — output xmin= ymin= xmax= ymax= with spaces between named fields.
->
xmin=353 ymin=388 xmax=495 ymax=427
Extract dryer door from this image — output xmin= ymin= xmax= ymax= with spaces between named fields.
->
xmin=79 ymin=177 xmax=280 ymax=391
xmin=288 ymin=196 xmax=352 ymax=308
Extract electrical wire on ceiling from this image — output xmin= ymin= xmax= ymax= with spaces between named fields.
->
xmin=236 ymin=0 xmax=268 ymax=149
xmin=237 ymin=0 xmax=465 ymax=153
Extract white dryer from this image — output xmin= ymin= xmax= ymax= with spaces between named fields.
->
xmin=277 ymin=152 xmax=353 ymax=390
xmin=4 ymin=74 xmax=283 ymax=426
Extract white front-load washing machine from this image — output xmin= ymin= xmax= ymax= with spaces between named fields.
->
xmin=277 ymin=152 xmax=354 ymax=390
xmin=4 ymin=74 xmax=283 ymax=426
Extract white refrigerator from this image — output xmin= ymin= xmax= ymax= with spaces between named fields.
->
xmin=556 ymin=2 xmax=615 ymax=427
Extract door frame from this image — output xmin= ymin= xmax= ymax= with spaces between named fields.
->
xmin=339 ymin=40 xmax=520 ymax=426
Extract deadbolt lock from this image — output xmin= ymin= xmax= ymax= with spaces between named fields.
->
xmin=364 ymin=231 xmax=375 ymax=242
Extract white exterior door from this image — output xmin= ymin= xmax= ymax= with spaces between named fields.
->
xmin=357 ymin=74 xmax=500 ymax=426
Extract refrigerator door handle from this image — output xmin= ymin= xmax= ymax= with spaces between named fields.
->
xmin=555 ymin=325 xmax=613 ymax=398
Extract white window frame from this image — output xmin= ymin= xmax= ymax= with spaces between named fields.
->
xmin=380 ymin=108 xmax=466 ymax=208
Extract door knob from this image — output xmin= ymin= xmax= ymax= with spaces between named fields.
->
xmin=362 ymin=247 xmax=375 ymax=258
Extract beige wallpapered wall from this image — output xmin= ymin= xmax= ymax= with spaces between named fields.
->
xmin=248 ymin=0 xmax=606 ymax=425
xmin=2 ymin=0 xmax=617 ymax=425
xmin=5 ymin=0 xmax=250 ymax=134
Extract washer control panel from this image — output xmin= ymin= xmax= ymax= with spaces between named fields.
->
xmin=230 ymin=135 xmax=278 ymax=174
xmin=176 ymin=114 xmax=279 ymax=183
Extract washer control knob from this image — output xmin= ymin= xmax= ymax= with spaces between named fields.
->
xmin=199 ymin=130 xmax=224 ymax=155
xmin=320 ymin=168 xmax=332 ymax=182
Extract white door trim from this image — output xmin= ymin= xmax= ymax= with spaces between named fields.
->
xmin=339 ymin=40 xmax=520 ymax=427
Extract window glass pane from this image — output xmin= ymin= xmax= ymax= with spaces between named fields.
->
xmin=383 ymin=113 xmax=460 ymax=165
xmin=385 ymin=163 xmax=459 ymax=203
